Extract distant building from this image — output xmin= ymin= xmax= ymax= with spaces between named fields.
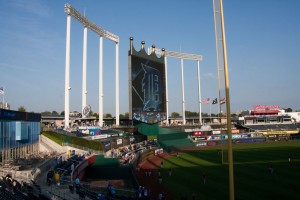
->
xmin=0 ymin=102 xmax=10 ymax=110
xmin=237 ymin=105 xmax=300 ymax=125
xmin=278 ymin=110 xmax=300 ymax=123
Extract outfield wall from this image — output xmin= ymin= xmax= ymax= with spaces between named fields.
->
xmin=71 ymin=154 xmax=95 ymax=181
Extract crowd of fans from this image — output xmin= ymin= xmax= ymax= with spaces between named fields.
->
xmin=0 ymin=137 xmax=161 ymax=200
xmin=114 ymin=140 xmax=159 ymax=166
xmin=0 ymin=174 xmax=50 ymax=200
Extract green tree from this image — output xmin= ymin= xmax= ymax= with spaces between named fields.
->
xmin=92 ymin=112 xmax=99 ymax=118
xmin=284 ymin=108 xmax=293 ymax=112
xmin=124 ymin=112 xmax=129 ymax=118
xmin=119 ymin=112 xmax=130 ymax=118
xmin=202 ymin=113 xmax=209 ymax=117
xmin=171 ymin=112 xmax=180 ymax=118
xmin=231 ymin=113 xmax=238 ymax=117
xmin=219 ymin=112 xmax=226 ymax=117
xmin=106 ymin=113 xmax=112 ymax=118
xmin=41 ymin=111 xmax=51 ymax=115
xmin=60 ymin=111 xmax=65 ymax=116
xmin=185 ymin=111 xmax=198 ymax=117
xmin=18 ymin=106 xmax=26 ymax=112
xmin=52 ymin=111 xmax=58 ymax=115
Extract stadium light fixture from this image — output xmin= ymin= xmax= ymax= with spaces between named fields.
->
xmin=149 ymin=47 xmax=203 ymax=125
xmin=64 ymin=3 xmax=120 ymax=128
xmin=64 ymin=3 xmax=119 ymax=43
xmin=152 ymin=48 xmax=202 ymax=61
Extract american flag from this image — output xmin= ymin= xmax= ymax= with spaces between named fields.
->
xmin=0 ymin=87 xmax=4 ymax=95
xmin=220 ymin=97 xmax=226 ymax=104
xmin=202 ymin=98 xmax=210 ymax=104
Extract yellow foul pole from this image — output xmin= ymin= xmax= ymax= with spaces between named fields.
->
xmin=219 ymin=0 xmax=235 ymax=199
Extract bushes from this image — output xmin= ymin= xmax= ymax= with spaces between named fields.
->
xmin=41 ymin=131 xmax=104 ymax=151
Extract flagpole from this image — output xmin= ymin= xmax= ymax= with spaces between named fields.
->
xmin=1 ymin=87 xmax=4 ymax=108
xmin=210 ymin=100 xmax=212 ymax=124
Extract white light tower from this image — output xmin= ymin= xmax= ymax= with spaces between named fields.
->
xmin=82 ymin=26 xmax=88 ymax=114
xmin=150 ymin=48 xmax=203 ymax=125
xmin=180 ymin=58 xmax=186 ymax=125
xmin=64 ymin=9 xmax=71 ymax=129
xmin=99 ymin=36 xmax=103 ymax=127
xmin=64 ymin=3 xmax=120 ymax=128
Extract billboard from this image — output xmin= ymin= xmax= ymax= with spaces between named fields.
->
xmin=129 ymin=40 xmax=166 ymax=124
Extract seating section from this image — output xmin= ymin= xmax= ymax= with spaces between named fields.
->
xmin=0 ymin=175 xmax=51 ymax=200
xmin=244 ymin=123 xmax=299 ymax=131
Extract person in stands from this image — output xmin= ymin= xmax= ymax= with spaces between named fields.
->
xmin=169 ymin=168 xmax=172 ymax=176
xmin=202 ymin=172 xmax=207 ymax=184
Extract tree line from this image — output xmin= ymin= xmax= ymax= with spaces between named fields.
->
xmin=16 ymin=106 xmax=295 ymax=118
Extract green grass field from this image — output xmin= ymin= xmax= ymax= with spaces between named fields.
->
xmin=159 ymin=141 xmax=300 ymax=200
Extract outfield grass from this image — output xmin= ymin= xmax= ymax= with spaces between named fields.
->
xmin=160 ymin=141 xmax=300 ymax=200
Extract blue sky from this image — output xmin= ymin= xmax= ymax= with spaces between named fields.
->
xmin=0 ymin=0 xmax=299 ymax=115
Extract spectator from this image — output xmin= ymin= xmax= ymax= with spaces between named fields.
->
xmin=158 ymin=192 xmax=164 ymax=200
xmin=137 ymin=186 xmax=142 ymax=199
xmin=202 ymin=173 xmax=207 ymax=184
xmin=46 ymin=170 xmax=54 ymax=185
xmin=268 ymin=165 xmax=274 ymax=174
xmin=158 ymin=175 xmax=162 ymax=184
xmin=143 ymin=187 xmax=148 ymax=198
xmin=98 ymin=193 xmax=106 ymax=200
xmin=169 ymin=168 xmax=172 ymax=176
xmin=75 ymin=177 xmax=80 ymax=185
xmin=54 ymin=171 xmax=60 ymax=183
xmin=71 ymin=163 xmax=75 ymax=172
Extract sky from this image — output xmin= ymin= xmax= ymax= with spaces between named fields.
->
xmin=0 ymin=0 xmax=299 ymax=116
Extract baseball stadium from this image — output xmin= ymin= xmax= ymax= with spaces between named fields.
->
xmin=1 ymin=2 xmax=300 ymax=200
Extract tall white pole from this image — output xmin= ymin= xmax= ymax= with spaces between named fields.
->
xmin=64 ymin=14 xmax=71 ymax=129
xmin=99 ymin=36 xmax=103 ymax=127
xmin=165 ymin=56 xmax=169 ymax=126
xmin=197 ymin=60 xmax=202 ymax=125
xmin=181 ymin=58 xmax=186 ymax=125
xmin=82 ymin=27 xmax=88 ymax=115
xmin=1 ymin=87 xmax=4 ymax=108
xmin=213 ymin=0 xmax=223 ymax=120
xmin=115 ymin=42 xmax=119 ymax=126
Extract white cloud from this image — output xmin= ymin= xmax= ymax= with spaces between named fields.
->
xmin=0 ymin=62 xmax=43 ymax=73
xmin=8 ymin=0 xmax=51 ymax=18
xmin=203 ymin=72 xmax=215 ymax=79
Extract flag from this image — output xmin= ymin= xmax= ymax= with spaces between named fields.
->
xmin=202 ymin=98 xmax=210 ymax=104
xmin=220 ymin=97 xmax=226 ymax=104
xmin=212 ymin=98 xmax=218 ymax=104
xmin=0 ymin=87 xmax=4 ymax=95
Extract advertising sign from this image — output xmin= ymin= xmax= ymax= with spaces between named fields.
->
xmin=232 ymin=129 xmax=240 ymax=134
xmin=117 ymin=138 xmax=123 ymax=145
xmin=212 ymin=130 xmax=221 ymax=135
xmin=194 ymin=131 xmax=203 ymax=136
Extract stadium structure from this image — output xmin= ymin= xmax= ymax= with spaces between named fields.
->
xmin=1 ymin=2 xmax=300 ymax=200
